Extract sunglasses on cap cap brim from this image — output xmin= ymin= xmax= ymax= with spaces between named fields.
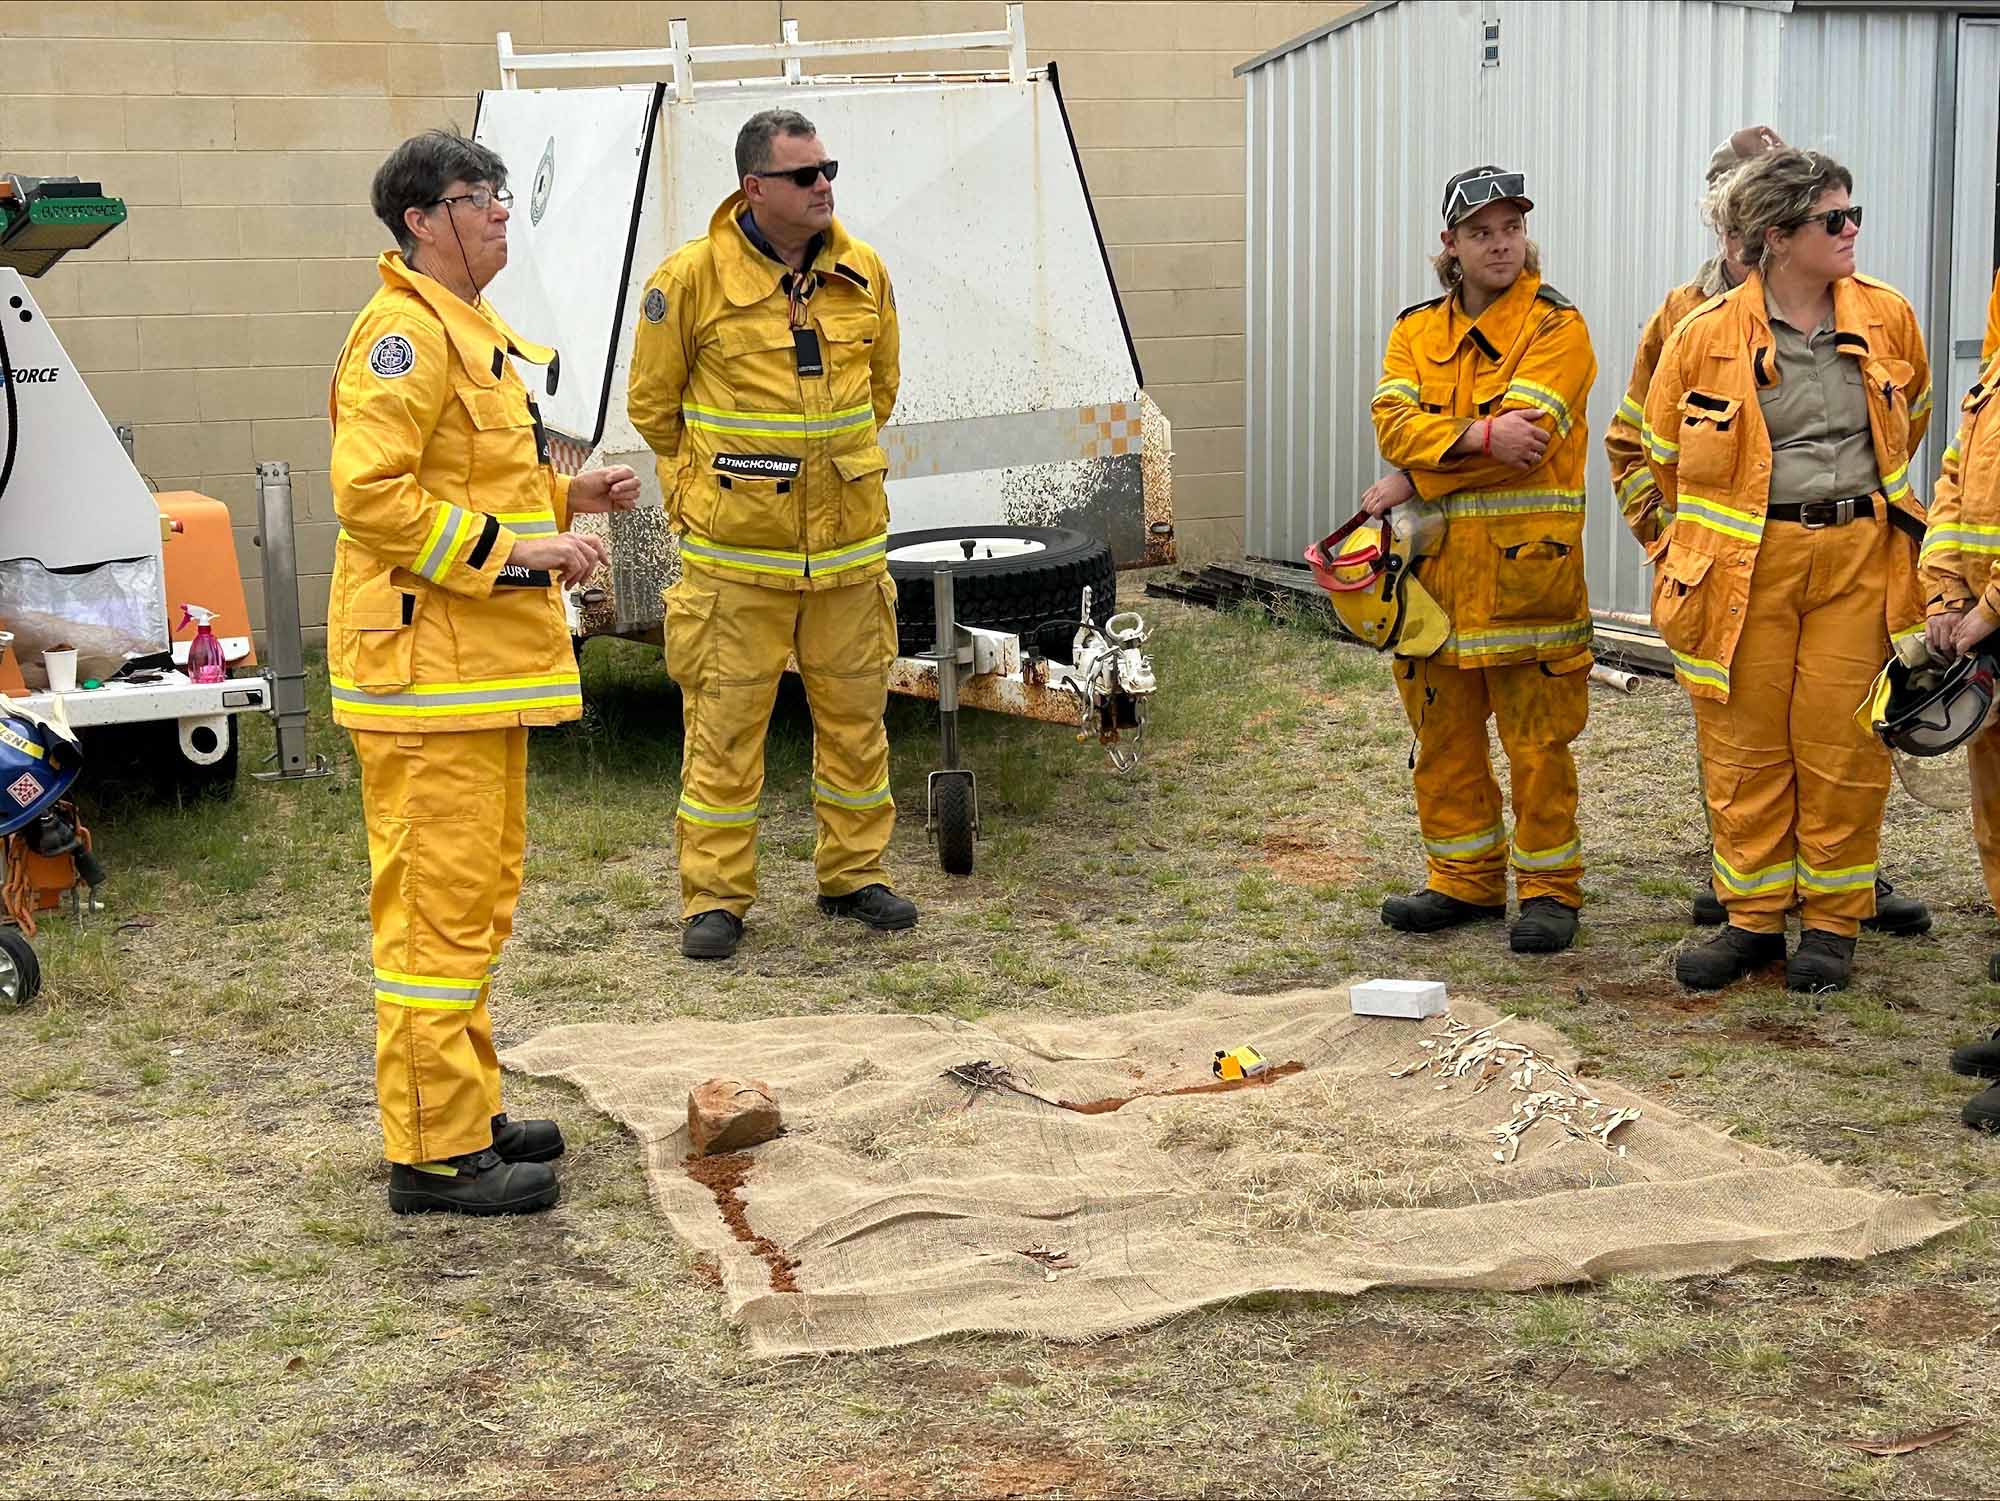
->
xmin=1445 ymin=171 xmax=1531 ymax=225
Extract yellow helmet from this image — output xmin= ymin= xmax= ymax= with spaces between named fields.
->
xmin=1305 ymin=508 xmax=1449 ymax=657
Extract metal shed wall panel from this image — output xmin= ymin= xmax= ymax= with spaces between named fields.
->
xmin=1242 ymin=0 xmax=1945 ymax=623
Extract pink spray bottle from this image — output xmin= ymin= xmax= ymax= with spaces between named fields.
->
xmin=181 ymin=605 xmax=226 ymax=685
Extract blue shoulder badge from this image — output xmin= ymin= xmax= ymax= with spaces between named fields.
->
xmin=643 ymin=287 xmax=667 ymax=324
xmin=368 ymin=333 xmax=416 ymax=379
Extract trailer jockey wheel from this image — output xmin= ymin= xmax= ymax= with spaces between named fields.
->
xmin=0 ymin=927 xmax=41 ymax=1007
xmin=929 ymin=769 xmax=977 ymax=877
xmin=887 ymin=526 xmax=1117 ymax=663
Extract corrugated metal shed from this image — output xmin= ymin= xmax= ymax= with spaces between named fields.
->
xmin=1240 ymin=0 xmax=2000 ymax=625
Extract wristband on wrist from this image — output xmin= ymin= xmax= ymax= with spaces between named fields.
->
xmin=1482 ymin=418 xmax=1493 ymax=457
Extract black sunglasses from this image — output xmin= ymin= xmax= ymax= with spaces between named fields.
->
xmin=755 ymin=160 xmax=838 ymax=189
xmin=1786 ymin=204 xmax=1863 ymax=235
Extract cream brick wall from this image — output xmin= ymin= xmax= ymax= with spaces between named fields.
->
xmin=3 ymin=0 xmax=1341 ymax=632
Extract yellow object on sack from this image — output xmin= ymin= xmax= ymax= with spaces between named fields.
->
xmin=1212 ymin=1045 xmax=1270 ymax=1081
xmin=627 ymin=191 xmax=901 ymax=593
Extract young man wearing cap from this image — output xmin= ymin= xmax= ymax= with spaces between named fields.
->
xmin=1606 ymin=125 xmax=1931 ymax=940
xmin=1361 ymin=167 xmax=1597 ymax=954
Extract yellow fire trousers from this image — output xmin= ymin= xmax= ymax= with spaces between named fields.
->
xmin=352 ymin=727 xmax=526 ymax=1165
xmin=1967 ymin=727 xmax=2000 ymax=922
xmin=664 ymin=571 xmax=898 ymax=920
xmin=1394 ymin=656 xmax=1590 ymax=907
xmin=1690 ymin=518 xmax=1891 ymax=937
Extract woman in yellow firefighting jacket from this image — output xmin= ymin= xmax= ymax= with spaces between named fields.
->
xmin=331 ymin=130 xmax=637 ymax=1217
xmin=1644 ymin=148 xmax=1932 ymax=993
xmin=1918 ymin=340 xmax=2000 ymax=1130
xmin=1607 ymin=127 xmax=1932 ymax=939
xmin=1364 ymin=165 xmax=1597 ymax=956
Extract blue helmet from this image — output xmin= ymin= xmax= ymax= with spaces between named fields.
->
xmin=0 ymin=702 xmax=81 ymax=836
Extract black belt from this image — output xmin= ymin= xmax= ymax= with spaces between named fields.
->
xmin=1766 ymin=496 xmax=1873 ymax=528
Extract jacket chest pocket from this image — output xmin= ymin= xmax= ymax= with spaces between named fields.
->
xmin=832 ymin=446 xmax=890 ymax=537
xmin=1417 ymin=380 xmax=1456 ymax=415
xmin=817 ymin=311 xmax=879 ymax=413
xmin=715 ymin=318 xmax=802 ymax=413
xmin=340 ymin=568 xmax=421 ymax=692
xmin=1487 ymin=515 xmax=1584 ymax=626
xmin=1863 ymin=356 xmax=1914 ymax=465
xmin=1676 ymin=389 xmax=1744 ymax=490
xmin=455 ymin=385 xmax=542 ymax=511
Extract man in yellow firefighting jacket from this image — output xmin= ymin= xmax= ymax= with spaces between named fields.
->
xmin=1607 ymin=126 xmax=1932 ymax=939
xmin=628 ymin=109 xmax=913 ymax=961
xmin=332 ymin=130 xmax=638 ymax=1215
xmin=1363 ymin=166 xmax=1597 ymax=955
xmin=1645 ymin=149 xmax=1931 ymax=992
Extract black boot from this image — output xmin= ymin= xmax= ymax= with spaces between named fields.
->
xmin=1380 ymin=889 xmax=1504 ymax=933
xmin=817 ymin=884 xmax=918 ymax=930
xmin=1690 ymin=889 xmax=1726 ymax=926
xmin=1787 ymin=929 xmax=1857 ymax=992
xmin=490 ymin=1112 xmax=564 ymax=1163
xmin=1510 ymin=896 xmax=1579 ymax=954
xmin=1950 ymin=1028 xmax=2000 ymax=1080
xmin=1675 ymin=925 xmax=1785 ymax=991
xmin=682 ymin=909 xmax=743 ymax=960
xmin=1963 ymin=1082 xmax=2000 ymax=1133
xmin=387 ymin=1148 xmax=558 ymax=1217
xmin=1860 ymin=877 xmax=1931 ymax=936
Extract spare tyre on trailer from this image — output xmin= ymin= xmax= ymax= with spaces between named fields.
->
xmin=886 ymin=526 xmax=1116 ymax=664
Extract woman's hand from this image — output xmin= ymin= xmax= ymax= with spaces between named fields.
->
xmin=570 ymin=465 xmax=641 ymax=513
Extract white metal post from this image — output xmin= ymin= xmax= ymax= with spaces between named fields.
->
xmin=1006 ymin=4 xmax=1027 ymax=86
xmin=669 ymin=17 xmax=695 ymax=102
xmin=496 ymin=30 xmax=518 ymax=89
xmin=781 ymin=17 xmax=802 ymax=82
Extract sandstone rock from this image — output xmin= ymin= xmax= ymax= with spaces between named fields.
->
xmin=688 ymin=1077 xmax=782 ymax=1156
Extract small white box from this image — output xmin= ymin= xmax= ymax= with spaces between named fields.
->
xmin=1350 ymin=978 xmax=1449 ymax=1020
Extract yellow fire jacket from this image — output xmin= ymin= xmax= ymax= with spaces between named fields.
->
xmin=327 ymin=252 xmax=578 ymax=733
xmin=1371 ymin=270 xmax=1598 ymax=669
xmin=1986 ymin=267 xmax=2000 ymax=364
xmin=1605 ymin=259 xmax=1731 ymax=549
xmin=1642 ymin=270 xmax=1934 ymax=701
xmin=1918 ymin=349 xmax=2000 ymax=628
xmin=627 ymin=193 xmax=900 ymax=591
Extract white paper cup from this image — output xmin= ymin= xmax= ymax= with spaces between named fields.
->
xmin=43 ymin=648 xmax=77 ymax=693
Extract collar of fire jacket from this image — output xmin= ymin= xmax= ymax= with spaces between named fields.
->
xmin=375 ymin=252 xmax=557 ymax=388
xmin=1730 ymin=269 xmax=1886 ymax=385
xmin=708 ymin=191 xmax=863 ymax=308
xmin=1421 ymin=270 xmax=1543 ymax=364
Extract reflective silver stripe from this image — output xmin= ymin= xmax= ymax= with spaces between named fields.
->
xmin=678 ymin=794 xmax=758 ymax=827
xmin=1423 ymin=822 xmax=1505 ymax=858
xmin=1436 ymin=490 xmax=1584 ymax=521
xmin=1713 ymin=853 xmax=1792 ymax=895
xmin=417 ymin=503 xmax=474 ymax=582
xmin=682 ymin=404 xmax=873 ymax=435
xmin=501 ymin=517 xmax=557 ymax=536
xmin=1616 ymin=394 xmax=1644 ymax=427
xmin=1511 ymin=838 xmax=1580 ymax=871
xmin=329 ymin=678 xmax=581 ymax=710
xmin=374 ymin=974 xmax=484 ymax=1003
xmin=1617 ymin=467 xmax=1656 ymax=504
xmin=1795 ymin=859 xmax=1876 ymax=894
xmin=813 ymin=535 xmax=889 ymax=573
xmin=680 ymin=537 xmax=808 ymax=575
xmin=1445 ymin=620 xmax=1592 ymax=656
xmin=814 ymin=778 xmax=892 ymax=809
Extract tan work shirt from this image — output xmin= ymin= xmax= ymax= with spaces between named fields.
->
xmin=1758 ymin=311 xmax=1881 ymax=502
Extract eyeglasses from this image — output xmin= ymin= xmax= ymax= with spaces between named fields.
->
xmin=1786 ymin=205 xmax=1863 ymax=235
xmin=754 ymin=161 xmax=839 ymax=189
xmin=432 ymin=187 xmax=514 ymax=214
xmin=1444 ymin=170 xmax=1526 ymax=224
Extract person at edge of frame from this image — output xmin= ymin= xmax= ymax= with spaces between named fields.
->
xmin=1643 ymin=148 xmax=1933 ymax=994
xmin=1606 ymin=124 xmax=1932 ymax=941
xmin=329 ymin=128 xmax=640 ymax=1217
xmin=1916 ymin=292 xmax=2000 ymax=1131
xmin=627 ymin=108 xmax=915 ymax=963
xmin=1359 ymin=165 xmax=1598 ymax=956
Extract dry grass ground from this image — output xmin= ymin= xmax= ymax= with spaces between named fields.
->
xmin=3 ymin=583 xmax=1998 ymax=1498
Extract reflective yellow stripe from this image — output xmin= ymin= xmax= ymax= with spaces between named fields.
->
xmin=1713 ymin=851 xmax=1793 ymax=895
xmin=814 ymin=777 xmax=892 ymax=810
xmin=1642 ymin=419 xmax=1679 ymax=463
xmin=678 ymin=791 xmax=758 ymax=828
xmin=1435 ymin=488 xmax=1583 ymax=521
xmin=682 ymin=401 xmax=874 ymax=438
xmin=1919 ymin=525 xmax=2000 ymax=562
xmin=679 ymin=532 xmax=889 ymax=578
xmin=1616 ymin=394 xmax=1645 ymax=428
xmin=1911 ymin=385 xmax=1933 ymax=420
xmin=491 ymin=509 xmax=558 ymax=536
xmin=373 ymin=968 xmax=484 ymax=1010
xmin=1373 ymin=379 xmax=1419 ymax=404
xmin=1444 ymin=619 xmax=1592 ymax=661
xmin=1507 ymin=378 xmax=1572 ymax=435
xmin=329 ymin=672 xmax=581 ymax=718
xmin=1671 ymin=648 xmax=1730 ymax=693
xmin=1616 ymin=466 xmax=1656 ymax=504
xmin=1796 ymin=858 xmax=1876 ymax=894
xmin=0 ymin=724 xmax=43 ymax=760
xmin=1511 ymin=837 xmax=1580 ymax=871
xmin=1423 ymin=821 xmax=1505 ymax=859
xmin=1677 ymin=493 xmax=1764 ymax=544
xmin=1943 ymin=443 xmax=1961 ymax=467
